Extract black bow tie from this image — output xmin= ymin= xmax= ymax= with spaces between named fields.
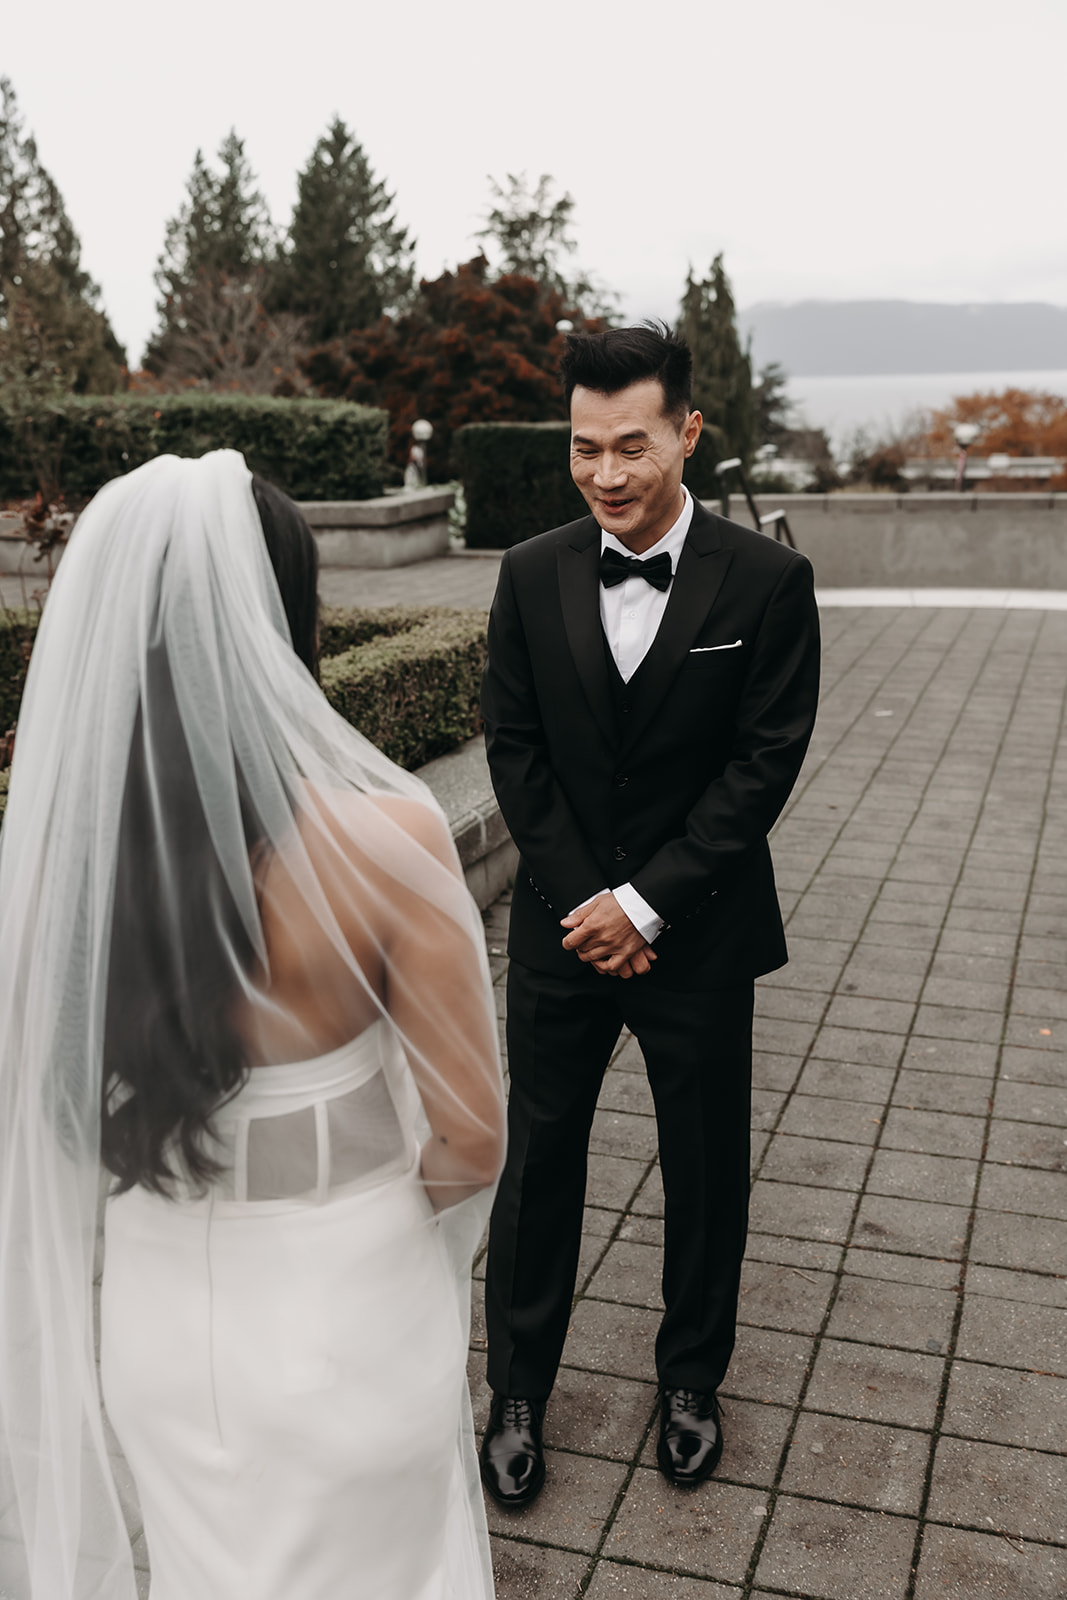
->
xmin=599 ymin=548 xmax=674 ymax=592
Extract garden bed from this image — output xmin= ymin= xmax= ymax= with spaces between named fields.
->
xmin=0 ymin=605 xmax=489 ymax=823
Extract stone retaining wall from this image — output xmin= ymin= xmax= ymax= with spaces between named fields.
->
xmin=0 ymin=486 xmax=455 ymax=574
xmin=706 ymin=491 xmax=1067 ymax=588
xmin=296 ymin=486 xmax=453 ymax=568
xmin=416 ymin=735 xmax=516 ymax=910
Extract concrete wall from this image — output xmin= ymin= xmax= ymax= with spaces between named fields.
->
xmin=0 ymin=487 xmax=455 ymax=574
xmin=9 ymin=489 xmax=1065 ymax=588
xmin=417 ymin=736 xmax=517 ymax=911
xmin=296 ymin=487 xmax=453 ymax=568
xmin=0 ymin=511 xmax=72 ymax=580
xmin=703 ymin=492 xmax=1067 ymax=589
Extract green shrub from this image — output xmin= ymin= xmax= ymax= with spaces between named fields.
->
xmin=0 ymin=608 xmax=39 ymax=738
xmin=453 ymin=422 xmax=585 ymax=549
xmin=318 ymin=605 xmax=442 ymax=660
xmin=0 ymin=393 xmax=389 ymax=502
xmin=454 ymin=419 xmax=731 ymax=548
xmin=320 ymin=608 xmax=488 ymax=770
xmin=0 ymin=768 xmax=8 ymax=824
xmin=0 ymin=606 xmax=487 ymax=827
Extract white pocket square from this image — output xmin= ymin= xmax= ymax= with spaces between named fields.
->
xmin=690 ymin=640 xmax=742 ymax=652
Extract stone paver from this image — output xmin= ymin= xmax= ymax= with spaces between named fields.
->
xmin=755 ymin=1496 xmax=918 ymax=1599
xmin=479 ymin=598 xmax=1067 ymax=1598
xmin=97 ymin=577 xmax=1065 ymax=1597
xmin=319 ymin=551 xmax=502 ymax=611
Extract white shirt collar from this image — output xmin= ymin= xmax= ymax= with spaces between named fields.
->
xmin=599 ymin=484 xmax=693 ymax=570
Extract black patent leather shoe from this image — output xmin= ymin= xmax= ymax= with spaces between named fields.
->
xmin=480 ymin=1393 xmax=546 ymax=1508
xmin=656 ymin=1388 xmax=724 ymax=1486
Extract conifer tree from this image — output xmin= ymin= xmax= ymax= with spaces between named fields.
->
xmin=477 ymin=172 xmax=615 ymax=321
xmin=146 ymin=131 xmax=275 ymax=375
xmin=678 ymin=254 xmax=758 ymax=468
xmin=272 ymin=118 xmax=414 ymax=342
xmin=0 ymin=76 xmax=125 ymax=394
xmin=754 ymin=361 xmax=793 ymax=448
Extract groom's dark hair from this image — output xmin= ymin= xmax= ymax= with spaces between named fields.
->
xmin=560 ymin=321 xmax=693 ymax=425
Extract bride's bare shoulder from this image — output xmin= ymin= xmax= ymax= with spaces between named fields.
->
xmin=298 ymin=783 xmax=455 ymax=873
xmin=366 ymin=793 xmax=455 ymax=864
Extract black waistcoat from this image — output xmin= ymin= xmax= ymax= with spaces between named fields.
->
xmin=601 ymin=626 xmax=659 ymax=748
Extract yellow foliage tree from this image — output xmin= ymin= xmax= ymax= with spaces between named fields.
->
xmin=925 ymin=387 xmax=1067 ymax=476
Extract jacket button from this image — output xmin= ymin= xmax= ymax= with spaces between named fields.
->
xmin=613 ymin=773 xmax=629 ymax=788
xmin=620 ymin=701 xmax=630 ymax=714
xmin=614 ymin=845 xmax=627 ymax=861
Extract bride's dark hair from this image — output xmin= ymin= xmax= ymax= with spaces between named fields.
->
xmin=100 ymin=477 xmax=319 ymax=1193
xmin=252 ymin=476 xmax=320 ymax=678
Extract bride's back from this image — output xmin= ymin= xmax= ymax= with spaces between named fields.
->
xmin=240 ymin=794 xmax=394 ymax=1068
xmin=0 ymin=451 xmax=503 ymax=1600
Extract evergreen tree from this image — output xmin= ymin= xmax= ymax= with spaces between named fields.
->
xmin=678 ymin=254 xmax=758 ymax=468
xmin=0 ymin=76 xmax=125 ymax=394
xmin=477 ymin=172 xmax=615 ymax=321
xmin=272 ymin=118 xmax=414 ymax=342
xmin=146 ymin=131 xmax=275 ymax=374
xmin=753 ymin=361 xmax=793 ymax=447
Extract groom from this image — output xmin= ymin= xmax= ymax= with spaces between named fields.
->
xmin=479 ymin=323 xmax=820 ymax=1505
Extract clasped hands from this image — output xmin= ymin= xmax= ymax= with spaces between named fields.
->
xmin=560 ymin=893 xmax=656 ymax=978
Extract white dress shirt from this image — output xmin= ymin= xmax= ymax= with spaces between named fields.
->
xmin=572 ymin=487 xmax=694 ymax=945
xmin=600 ymin=486 xmax=694 ymax=684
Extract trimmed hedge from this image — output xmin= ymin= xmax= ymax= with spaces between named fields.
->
xmin=0 ymin=608 xmax=39 ymax=739
xmin=0 ymin=393 xmax=389 ymax=503
xmin=453 ymin=423 xmax=584 ymax=549
xmin=0 ymin=606 xmax=488 ymax=824
xmin=320 ymin=608 xmax=487 ymax=771
xmin=453 ymin=419 xmax=732 ymax=549
xmin=317 ymin=605 xmax=444 ymax=660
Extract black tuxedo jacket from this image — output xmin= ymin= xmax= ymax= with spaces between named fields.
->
xmin=481 ymin=497 xmax=821 ymax=988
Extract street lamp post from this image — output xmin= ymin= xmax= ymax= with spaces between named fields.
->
xmin=405 ymin=419 xmax=434 ymax=490
xmin=953 ymin=422 xmax=980 ymax=492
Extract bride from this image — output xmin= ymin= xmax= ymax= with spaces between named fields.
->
xmin=0 ymin=451 xmax=506 ymax=1599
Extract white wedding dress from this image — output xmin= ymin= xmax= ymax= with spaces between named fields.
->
xmin=100 ymin=1020 xmax=490 ymax=1600
xmin=0 ymin=452 xmax=503 ymax=1599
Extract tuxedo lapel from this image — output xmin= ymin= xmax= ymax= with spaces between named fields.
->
xmin=557 ymin=520 xmax=615 ymax=744
xmin=621 ymin=505 xmax=733 ymax=756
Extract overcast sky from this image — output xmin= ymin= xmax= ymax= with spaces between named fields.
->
xmin=6 ymin=0 xmax=1065 ymax=365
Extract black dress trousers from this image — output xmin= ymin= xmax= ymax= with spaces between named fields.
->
xmin=485 ymin=958 xmax=754 ymax=1401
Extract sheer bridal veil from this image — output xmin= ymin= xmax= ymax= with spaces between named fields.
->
xmin=0 ymin=451 xmax=503 ymax=1597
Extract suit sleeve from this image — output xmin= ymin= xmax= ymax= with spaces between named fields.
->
xmin=629 ymin=551 xmax=821 ymax=923
xmin=481 ymin=551 xmax=606 ymax=913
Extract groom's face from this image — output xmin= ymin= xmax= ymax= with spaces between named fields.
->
xmin=569 ymin=379 xmax=702 ymax=555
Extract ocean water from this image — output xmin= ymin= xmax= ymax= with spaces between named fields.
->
xmin=786 ymin=368 xmax=1067 ymax=452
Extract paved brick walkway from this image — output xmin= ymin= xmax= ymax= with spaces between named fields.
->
xmin=475 ymin=602 xmax=1067 ymax=1600
xmin=88 ymin=587 xmax=1065 ymax=1597
xmin=318 ymin=551 xmax=503 ymax=612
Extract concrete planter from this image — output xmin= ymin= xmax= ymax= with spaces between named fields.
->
xmin=704 ymin=492 xmax=1067 ymax=589
xmin=296 ymin=487 xmax=454 ymax=568
xmin=0 ymin=487 xmax=455 ymax=575
xmin=0 ymin=511 xmax=72 ymax=578
xmin=416 ymin=736 xmax=517 ymax=911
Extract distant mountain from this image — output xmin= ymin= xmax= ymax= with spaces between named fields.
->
xmin=738 ymin=300 xmax=1067 ymax=377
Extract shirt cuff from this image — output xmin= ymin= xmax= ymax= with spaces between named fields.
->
xmin=569 ymin=889 xmax=611 ymax=916
xmin=611 ymin=883 xmax=665 ymax=944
